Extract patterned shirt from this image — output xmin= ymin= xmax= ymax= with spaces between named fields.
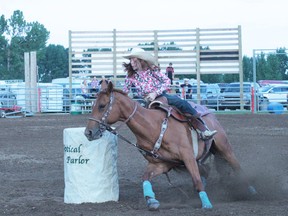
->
xmin=123 ymin=67 xmax=171 ymax=97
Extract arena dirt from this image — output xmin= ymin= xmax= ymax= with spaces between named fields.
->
xmin=0 ymin=113 xmax=287 ymax=216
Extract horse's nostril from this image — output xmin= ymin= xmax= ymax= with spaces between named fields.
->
xmin=89 ymin=131 xmax=93 ymax=137
xmin=85 ymin=129 xmax=92 ymax=137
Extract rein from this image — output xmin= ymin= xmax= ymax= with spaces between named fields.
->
xmin=105 ymin=123 xmax=184 ymax=165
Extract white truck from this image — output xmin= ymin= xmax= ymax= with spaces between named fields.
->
xmin=259 ymin=85 xmax=288 ymax=106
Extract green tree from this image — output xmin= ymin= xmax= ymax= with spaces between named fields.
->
xmin=201 ymin=74 xmax=223 ymax=83
xmin=266 ymin=54 xmax=281 ymax=80
xmin=0 ymin=15 xmax=9 ymax=79
xmin=38 ymin=45 xmax=68 ymax=82
xmin=275 ymin=48 xmax=288 ymax=80
xmin=24 ymin=21 xmax=49 ymax=51
xmin=255 ymin=53 xmax=268 ymax=80
xmin=1 ymin=10 xmax=50 ymax=80
xmin=242 ymin=55 xmax=253 ymax=81
xmin=244 ymin=48 xmax=288 ymax=82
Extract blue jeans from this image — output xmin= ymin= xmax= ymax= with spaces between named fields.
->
xmin=161 ymin=92 xmax=197 ymax=115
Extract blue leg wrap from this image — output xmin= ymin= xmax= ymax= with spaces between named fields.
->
xmin=143 ymin=180 xmax=155 ymax=198
xmin=199 ymin=191 xmax=213 ymax=209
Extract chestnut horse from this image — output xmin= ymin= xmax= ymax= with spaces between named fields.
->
xmin=85 ymin=82 xmax=256 ymax=211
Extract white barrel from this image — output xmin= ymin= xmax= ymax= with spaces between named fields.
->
xmin=63 ymin=127 xmax=119 ymax=204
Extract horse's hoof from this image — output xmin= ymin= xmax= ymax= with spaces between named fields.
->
xmin=202 ymin=203 xmax=213 ymax=209
xmin=146 ymin=198 xmax=160 ymax=211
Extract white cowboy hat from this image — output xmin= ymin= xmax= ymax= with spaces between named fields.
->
xmin=123 ymin=48 xmax=156 ymax=65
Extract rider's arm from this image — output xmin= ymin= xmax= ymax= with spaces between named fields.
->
xmin=151 ymin=69 xmax=171 ymax=96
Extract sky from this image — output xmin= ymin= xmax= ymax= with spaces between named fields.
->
xmin=1 ymin=0 xmax=287 ymax=56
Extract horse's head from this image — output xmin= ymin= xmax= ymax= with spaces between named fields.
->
xmin=85 ymin=81 xmax=119 ymax=141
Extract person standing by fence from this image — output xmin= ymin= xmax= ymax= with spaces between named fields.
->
xmin=81 ymin=79 xmax=89 ymax=99
xmin=180 ymin=79 xmax=193 ymax=99
xmin=90 ymin=76 xmax=99 ymax=96
xmin=166 ymin=62 xmax=174 ymax=85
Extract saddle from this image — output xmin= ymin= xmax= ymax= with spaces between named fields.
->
xmin=148 ymin=96 xmax=211 ymax=122
xmin=148 ymin=96 xmax=213 ymax=165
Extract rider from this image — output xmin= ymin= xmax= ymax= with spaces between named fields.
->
xmin=122 ymin=48 xmax=217 ymax=140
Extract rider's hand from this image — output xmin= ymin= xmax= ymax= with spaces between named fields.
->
xmin=128 ymin=92 xmax=134 ymax=98
xmin=145 ymin=92 xmax=157 ymax=102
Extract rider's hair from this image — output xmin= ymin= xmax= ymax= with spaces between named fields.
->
xmin=122 ymin=62 xmax=136 ymax=77
xmin=123 ymin=61 xmax=160 ymax=78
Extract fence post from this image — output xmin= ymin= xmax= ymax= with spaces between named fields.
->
xmin=251 ymin=87 xmax=255 ymax=113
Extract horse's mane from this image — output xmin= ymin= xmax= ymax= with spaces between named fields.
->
xmin=97 ymin=86 xmax=128 ymax=97
xmin=112 ymin=88 xmax=128 ymax=96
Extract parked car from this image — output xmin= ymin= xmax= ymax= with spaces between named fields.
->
xmin=217 ymin=83 xmax=229 ymax=93
xmin=0 ymin=91 xmax=17 ymax=108
xmin=190 ymin=84 xmax=221 ymax=108
xmin=174 ymin=79 xmax=204 ymax=94
xmin=218 ymin=82 xmax=264 ymax=110
xmin=259 ymin=85 xmax=288 ymax=107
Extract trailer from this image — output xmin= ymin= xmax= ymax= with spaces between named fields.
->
xmin=0 ymin=105 xmax=34 ymax=118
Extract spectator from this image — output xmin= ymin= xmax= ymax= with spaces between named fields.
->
xmin=90 ymin=76 xmax=99 ymax=95
xmin=81 ymin=79 xmax=89 ymax=98
xmin=180 ymin=79 xmax=192 ymax=99
xmin=90 ymin=76 xmax=98 ymax=89
xmin=166 ymin=62 xmax=174 ymax=85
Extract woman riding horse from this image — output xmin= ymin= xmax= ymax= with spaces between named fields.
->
xmin=122 ymin=48 xmax=217 ymax=140
xmin=85 ymin=81 xmax=257 ymax=211
xmin=85 ymin=48 xmax=257 ymax=211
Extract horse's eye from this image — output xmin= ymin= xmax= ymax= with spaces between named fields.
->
xmin=98 ymin=104 xmax=106 ymax=110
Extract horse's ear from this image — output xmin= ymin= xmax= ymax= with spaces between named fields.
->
xmin=107 ymin=81 xmax=114 ymax=93
xmin=101 ymin=80 xmax=108 ymax=90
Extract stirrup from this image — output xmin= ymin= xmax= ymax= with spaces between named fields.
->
xmin=200 ymin=130 xmax=217 ymax=140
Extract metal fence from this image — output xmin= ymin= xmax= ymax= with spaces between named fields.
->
xmin=1 ymin=83 xmax=287 ymax=116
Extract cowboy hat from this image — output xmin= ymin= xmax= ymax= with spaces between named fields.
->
xmin=123 ymin=48 xmax=156 ymax=65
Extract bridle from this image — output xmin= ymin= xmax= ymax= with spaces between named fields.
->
xmin=88 ymin=91 xmax=138 ymax=135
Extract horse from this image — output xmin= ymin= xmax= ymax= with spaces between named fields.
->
xmin=85 ymin=82 xmax=257 ymax=211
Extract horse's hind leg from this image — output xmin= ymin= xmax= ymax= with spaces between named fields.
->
xmin=213 ymin=134 xmax=257 ymax=195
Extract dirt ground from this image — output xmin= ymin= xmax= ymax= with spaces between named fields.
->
xmin=0 ymin=112 xmax=288 ymax=216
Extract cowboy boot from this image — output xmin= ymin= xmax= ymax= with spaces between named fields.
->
xmin=187 ymin=115 xmax=217 ymax=140
xmin=197 ymin=117 xmax=217 ymax=140
xmin=200 ymin=128 xmax=217 ymax=140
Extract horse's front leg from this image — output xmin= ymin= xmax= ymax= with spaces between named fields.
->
xmin=141 ymin=162 xmax=169 ymax=211
xmin=183 ymin=156 xmax=213 ymax=209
